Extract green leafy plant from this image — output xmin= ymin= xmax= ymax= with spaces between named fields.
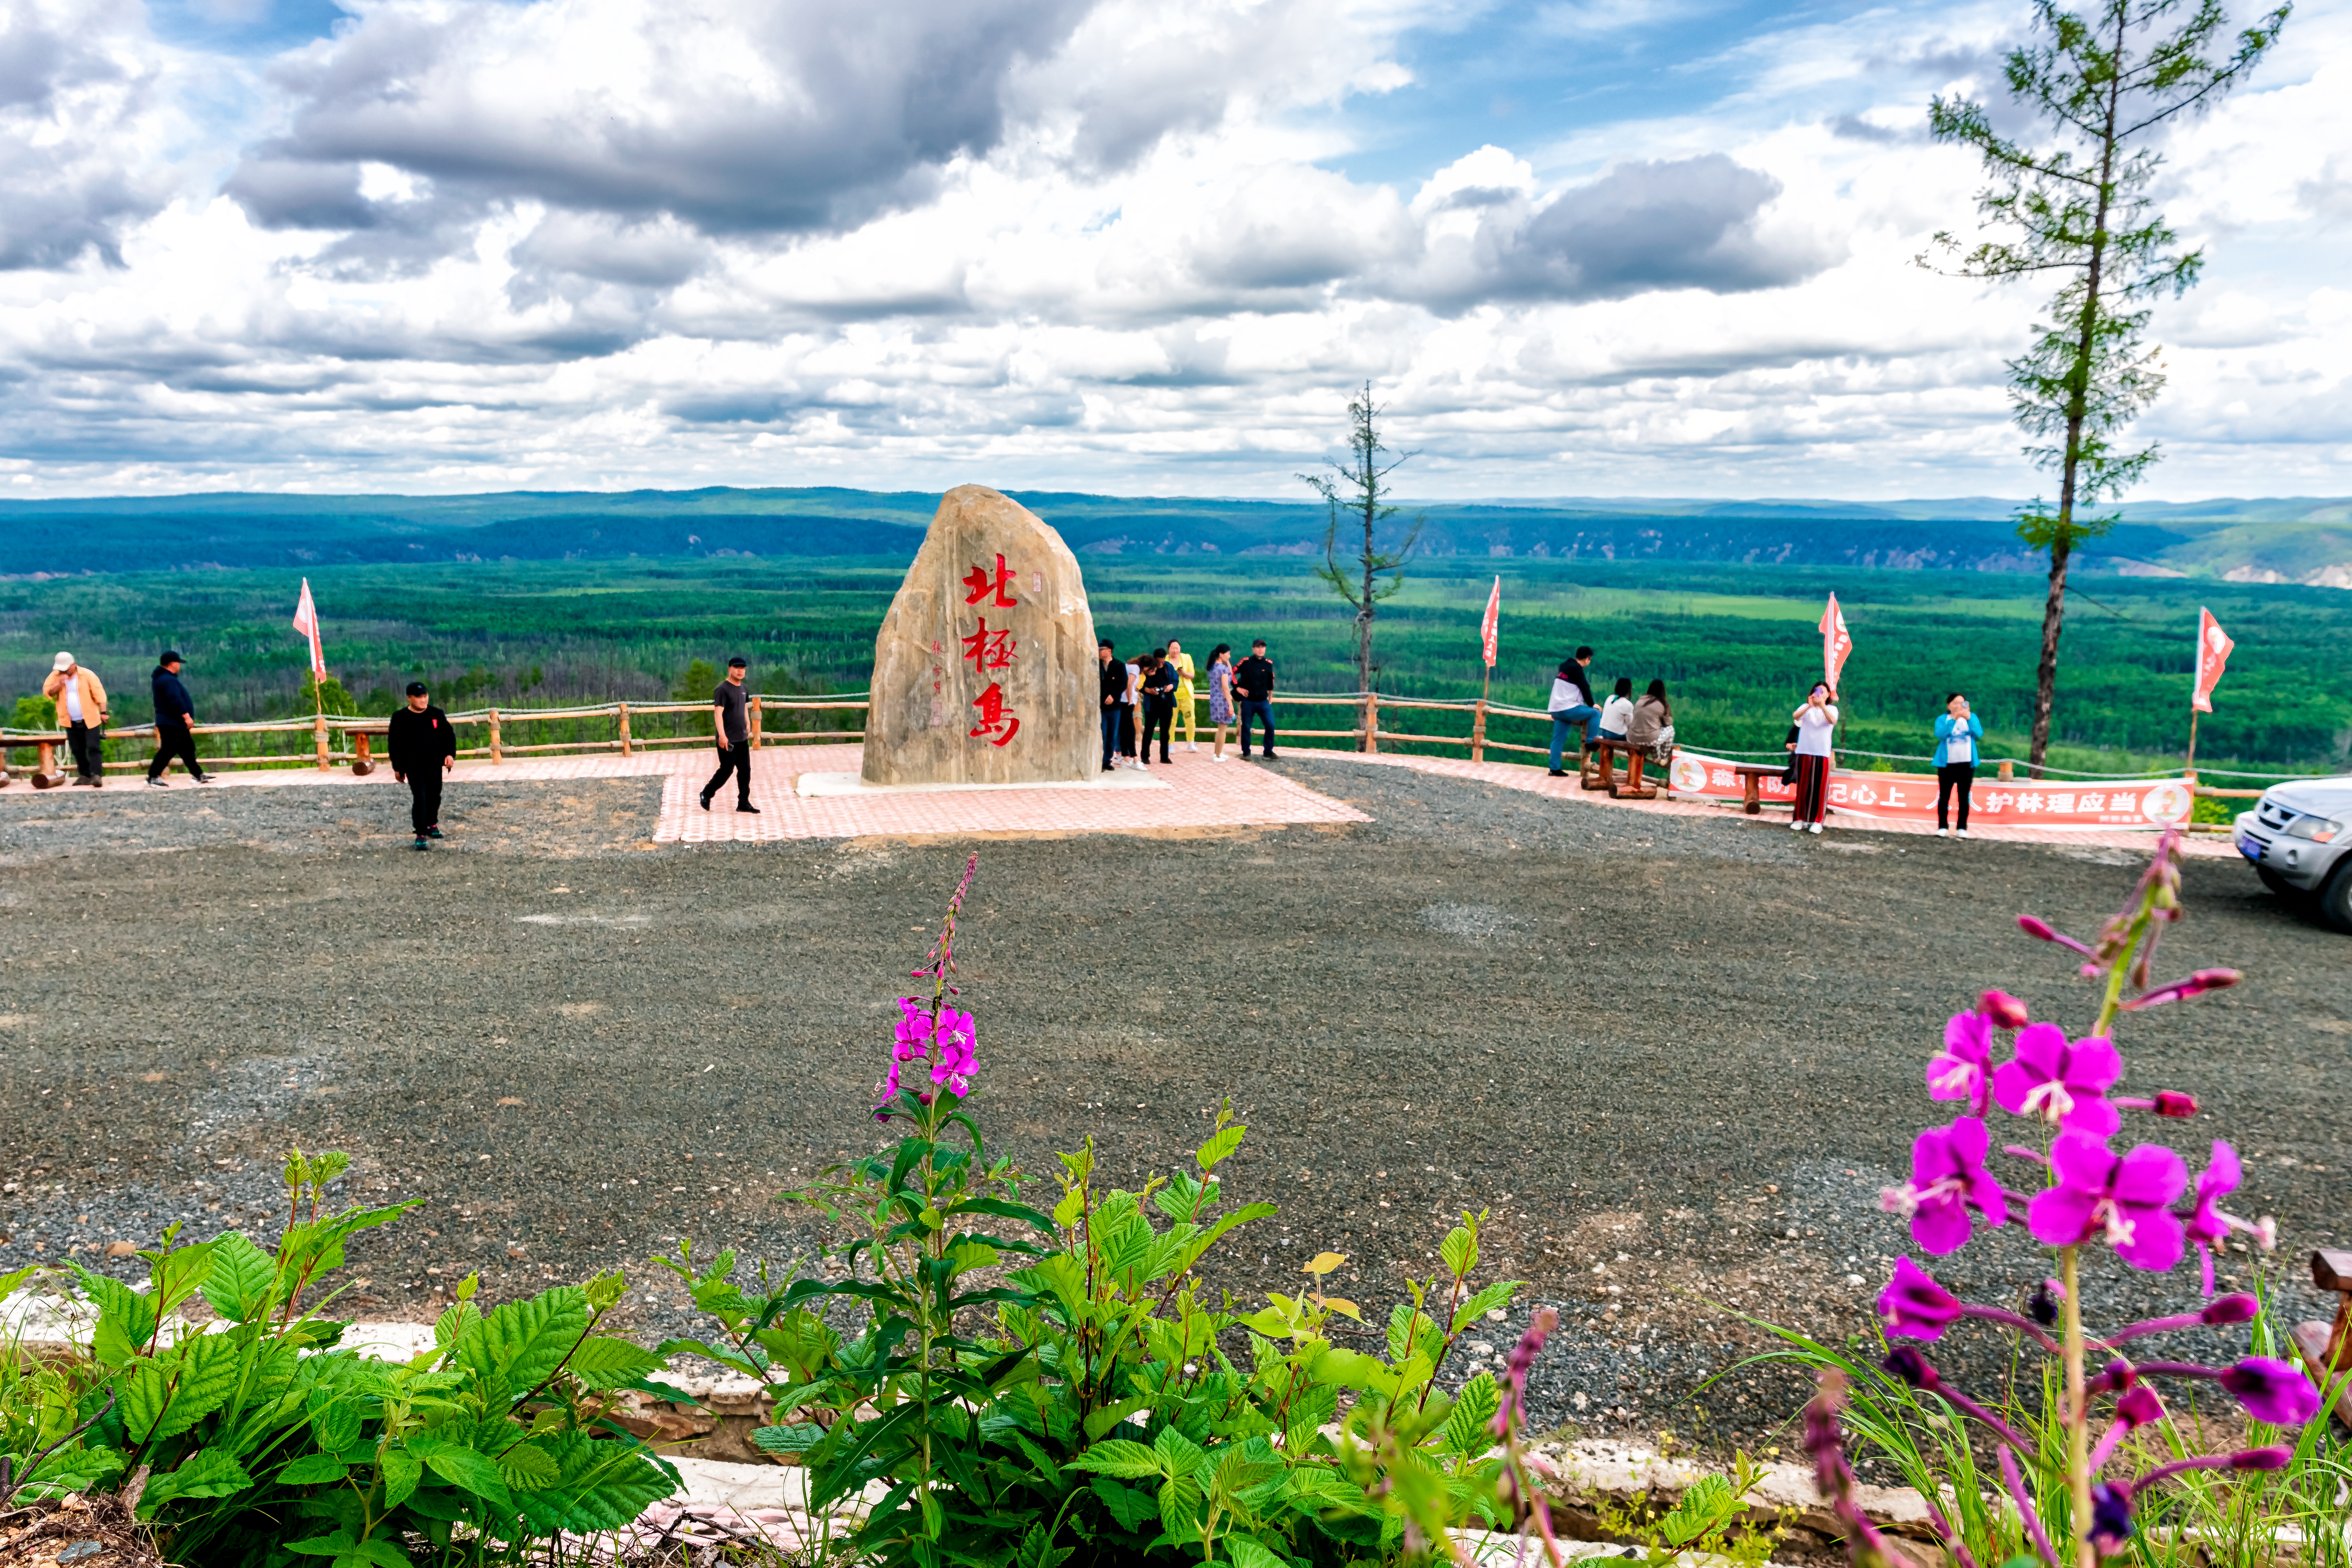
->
xmin=667 ymin=852 xmax=1548 ymax=1567
xmin=1589 ymin=1443 xmax=1791 ymax=1568
xmin=0 ymin=1146 xmax=678 ymax=1566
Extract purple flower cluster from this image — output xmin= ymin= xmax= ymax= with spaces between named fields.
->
xmin=882 ymin=998 xmax=978 ymax=1109
xmin=1882 ymin=988 xmax=2269 ymax=1285
xmin=1833 ymin=832 xmax=2321 ymax=1568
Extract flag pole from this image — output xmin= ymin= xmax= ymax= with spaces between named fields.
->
xmin=2185 ymin=706 xmax=2199 ymax=784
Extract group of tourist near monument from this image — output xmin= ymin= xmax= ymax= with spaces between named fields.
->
xmin=17 ymin=486 xmax=2230 ymax=847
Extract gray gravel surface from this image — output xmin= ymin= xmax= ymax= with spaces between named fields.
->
xmin=1 ymin=757 xmax=2345 ymax=1455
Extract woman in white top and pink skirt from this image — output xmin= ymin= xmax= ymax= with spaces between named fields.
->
xmin=1790 ymin=683 xmax=1838 ymax=833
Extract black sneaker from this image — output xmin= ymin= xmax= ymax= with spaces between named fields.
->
xmin=698 ymin=793 xmax=712 ymax=811
xmin=413 ymin=836 xmax=430 ymax=851
xmin=736 ymin=803 xmax=761 ymax=814
xmin=426 ymin=825 xmax=445 ymax=839
xmin=146 ymin=777 xmax=169 ymax=787
xmin=1262 ymin=752 xmax=1280 ymax=761
xmin=1547 ymin=769 xmax=1568 ymax=777
xmin=193 ymin=774 xmax=215 ymax=784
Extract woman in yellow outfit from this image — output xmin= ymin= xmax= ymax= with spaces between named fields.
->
xmin=1165 ymin=638 xmax=1199 ymax=752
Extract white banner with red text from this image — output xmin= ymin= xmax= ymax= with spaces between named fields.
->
xmin=1665 ymin=752 xmax=2193 ymax=831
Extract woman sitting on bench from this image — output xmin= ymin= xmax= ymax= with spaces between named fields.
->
xmin=1597 ymin=677 xmax=1634 ymax=743
xmin=1625 ymin=679 xmax=1674 ymax=760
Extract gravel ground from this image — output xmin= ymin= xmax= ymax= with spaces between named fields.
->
xmin=1 ymin=758 xmax=2346 ymax=1457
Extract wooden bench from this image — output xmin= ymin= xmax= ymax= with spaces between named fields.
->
xmin=2292 ymin=1248 xmax=2352 ymax=1423
xmin=0 ymin=739 xmax=67 ymax=789
xmin=1579 ymin=738 xmax=1666 ymax=800
xmin=348 ymin=729 xmax=390 ymax=776
xmin=1732 ymin=762 xmax=1790 ymax=815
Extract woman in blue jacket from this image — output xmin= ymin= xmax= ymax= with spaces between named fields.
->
xmin=1933 ymin=693 xmax=1985 ymax=837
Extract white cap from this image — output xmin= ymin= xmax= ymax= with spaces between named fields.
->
xmin=52 ymin=651 xmax=73 ymax=672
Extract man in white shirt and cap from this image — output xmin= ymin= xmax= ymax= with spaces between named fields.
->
xmin=42 ymin=652 xmax=109 ymax=787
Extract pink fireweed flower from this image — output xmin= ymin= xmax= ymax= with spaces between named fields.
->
xmin=1992 ymin=1023 xmax=2121 ymax=1136
xmin=2218 ymin=1358 xmax=2322 ymax=1425
xmin=1929 ymin=1012 xmax=1995 ymax=1116
xmin=2114 ymin=1092 xmax=2198 ymax=1118
xmin=2182 ymin=1141 xmax=2275 ymax=1295
xmin=2027 ymin=1133 xmax=2187 ymax=1271
xmin=1490 ymin=1306 xmax=1559 ymax=1439
xmin=1979 ymin=990 xmax=2031 ymax=1029
xmin=1878 ymin=1257 xmax=1962 ymax=1341
xmin=1881 ymin=1117 xmax=2009 ymax=1255
xmin=2089 ymin=1384 xmax=2167 ymax=1470
xmin=2016 ymin=914 xmax=2094 ymax=956
xmin=2121 ymin=968 xmax=2242 ymax=1011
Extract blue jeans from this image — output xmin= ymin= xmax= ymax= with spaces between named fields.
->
xmin=1549 ymin=707 xmax=1599 ymax=770
xmin=1101 ymin=708 xmax=1122 ymax=767
xmin=1238 ymin=699 xmax=1275 ymax=756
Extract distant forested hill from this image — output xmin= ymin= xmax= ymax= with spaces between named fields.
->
xmin=3 ymin=486 xmax=2348 ymax=584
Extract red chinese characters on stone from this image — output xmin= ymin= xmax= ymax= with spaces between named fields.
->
xmin=960 ymin=618 xmax=1016 ymax=673
xmin=962 ymin=553 xmax=1018 ymax=608
xmin=968 ymin=682 xmax=1020 ymax=746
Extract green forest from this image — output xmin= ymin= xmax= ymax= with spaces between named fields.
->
xmin=3 ymin=551 xmax=2345 ymax=780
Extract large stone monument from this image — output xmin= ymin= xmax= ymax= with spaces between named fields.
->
xmin=861 ymin=486 xmax=1099 ymax=786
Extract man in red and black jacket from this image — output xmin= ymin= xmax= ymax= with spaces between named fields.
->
xmin=387 ymin=682 xmax=457 ymax=850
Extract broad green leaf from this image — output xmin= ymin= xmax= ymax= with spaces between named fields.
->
xmin=90 ymin=1312 xmax=139 ymax=1371
xmin=1156 ymin=1472 xmax=1205 ymax=1544
xmin=119 ymin=1359 xmax=170 ymax=1444
xmin=423 ymin=1444 xmax=513 ymax=1506
xmin=465 ymin=1286 xmax=589 ymax=1392
xmin=202 ymin=1232 xmax=279 ymax=1323
xmin=1082 ymin=1395 xmax=1150 ymax=1440
xmin=142 ymin=1447 xmax=253 ymax=1507
xmin=1090 ymin=1474 xmax=1159 ymax=1531
xmin=496 ymin=1442 xmax=561 ymax=1492
xmin=1065 ymin=1439 xmax=1161 ymax=1479
xmin=1441 ymin=1373 xmax=1502 ymax=1456
xmin=381 ymin=1450 xmax=423 ymax=1510
xmin=19 ymin=1445 xmax=127 ymax=1497
xmin=1226 ymin=1536 xmax=1289 ymax=1568
xmin=1151 ymin=1425 xmax=1207 ymax=1477
xmin=153 ymin=1332 xmax=244 ymax=1440
xmin=310 ymin=1398 xmax=363 ymax=1453
xmin=286 ymin=1532 xmax=358 ymax=1558
xmin=71 ymin=1266 xmax=157 ymax=1361
xmin=337 ymin=1541 xmax=413 ymax=1568
xmin=1439 ymin=1227 xmax=1477 ymax=1280
xmin=1662 ymin=1474 xmax=1739 ymax=1547
xmin=1051 ymin=1187 xmax=1085 ymax=1228
xmin=751 ymin=1425 xmax=826 ymax=1454
xmin=1196 ymin=1123 xmax=1247 ymax=1170
xmin=279 ymin=1454 xmax=352 ymax=1485
xmin=566 ymin=1335 xmax=665 ymax=1391
xmin=434 ymin=1299 xmax=482 ymax=1350
xmin=1300 ymin=1251 xmax=1344 ymax=1278
xmin=1448 ymin=1279 xmax=1519 ymax=1336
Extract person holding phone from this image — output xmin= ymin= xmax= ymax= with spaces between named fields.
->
xmin=1790 ymin=682 xmax=1838 ymax=834
xmin=1933 ymin=691 xmax=1984 ymax=838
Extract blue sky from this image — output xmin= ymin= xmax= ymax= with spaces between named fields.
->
xmin=0 ymin=0 xmax=2343 ymax=501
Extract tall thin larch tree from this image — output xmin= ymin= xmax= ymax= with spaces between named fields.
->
xmin=1927 ymin=0 xmax=2287 ymax=776
xmin=1301 ymin=383 xmax=1423 ymax=722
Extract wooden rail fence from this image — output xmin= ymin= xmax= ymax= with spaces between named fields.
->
xmin=0 ymin=691 xmax=2304 ymax=820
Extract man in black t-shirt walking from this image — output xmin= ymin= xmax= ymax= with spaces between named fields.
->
xmin=388 ymin=682 xmax=457 ymax=850
xmin=1232 ymin=639 xmax=1278 ymax=760
xmin=701 ymin=657 xmax=760 ymax=813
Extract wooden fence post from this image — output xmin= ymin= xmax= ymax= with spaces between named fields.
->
xmin=751 ymin=696 xmax=763 ymax=750
xmin=314 ymin=714 xmax=331 ymax=770
xmin=1470 ymin=699 xmax=1487 ymax=763
xmin=617 ymin=703 xmax=631 ymax=758
xmin=1362 ymin=692 xmax=1379 ymax=754
xmin=1998 ymin=759 xmax=2014 ymax=782
xmin=489 ymin=709 xmax=502 ymax=765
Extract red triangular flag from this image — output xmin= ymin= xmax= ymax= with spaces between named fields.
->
xmin=1479 ymin=577 xmax=1501 ymax=670
xmin=2192 ymin=607 xmax=2234 ymax=714
xmin=1820 ymin=593 xmax=1852 ymax=694
xmin=292 ymin=578 xmax=326 ymax=682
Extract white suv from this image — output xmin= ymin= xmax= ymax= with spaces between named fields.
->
xmin=2235 ymin=778 xmax=2352 ymax=932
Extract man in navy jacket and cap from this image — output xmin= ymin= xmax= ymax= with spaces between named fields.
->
xmin=388 ymin=682 xmax=457 ymax=850
xmin=146 ymin=652 xmax=211 ymax=786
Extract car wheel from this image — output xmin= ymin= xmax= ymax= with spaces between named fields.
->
xmin=2256 ymin=866 xmax=2306 ymax=900
xmin=2320 ymin=861 xmax=2352 ymax=935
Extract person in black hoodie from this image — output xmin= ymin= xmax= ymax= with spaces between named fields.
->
xmin=1097 ymin=640 xmax=1128 ymax=771
xmin=387 ymin=682 xmax=457 ymax=850
xmin=1138 ymin=649 xmax=1178 ymax=764
xmin=145 ymin=652 xmax=211 ymax=786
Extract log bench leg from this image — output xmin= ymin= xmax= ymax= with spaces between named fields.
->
xmin=1743 ymin=773 xmax=1761 ymax=815
xmin=32 ymin=740 xmax=65 ymax=789
xmin=353 ymin=732 xmax=376 ymax=777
